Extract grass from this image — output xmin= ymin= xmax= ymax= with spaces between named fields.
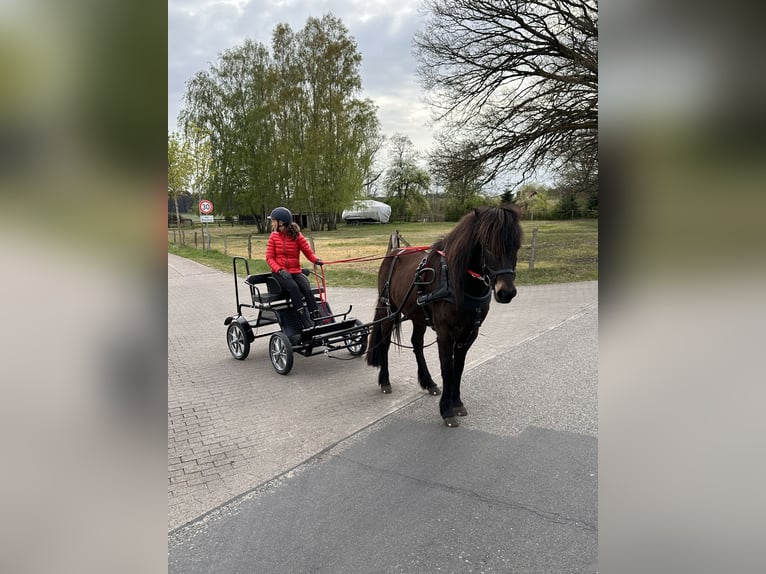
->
xmin=168 ymin=219 xmax=598 ymax=287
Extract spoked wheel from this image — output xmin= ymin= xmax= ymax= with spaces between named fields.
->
xmin=345 ymin=320 xmax=368 ymax=356
xmin=269 ymin=332 xmax=294 ymax=375
xmin=227 ymin=322 xmax=250 ymax=360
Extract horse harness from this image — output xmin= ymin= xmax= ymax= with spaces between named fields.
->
xmin=379 ymin=246 xmax=516 ymax=346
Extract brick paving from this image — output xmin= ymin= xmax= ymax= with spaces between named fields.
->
xmin=168 ymin=253 xmax=597 ymax=531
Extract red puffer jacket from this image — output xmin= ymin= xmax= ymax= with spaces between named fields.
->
xmin=266 ymin=230 xmax=319 ymax=274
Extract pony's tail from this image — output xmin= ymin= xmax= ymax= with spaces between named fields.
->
xmin=366 ymin=320 xmax=385 ymax=367
xmin=366 ymin=309 xmax=400 ymax=367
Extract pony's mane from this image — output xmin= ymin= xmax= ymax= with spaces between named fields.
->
xmin=433 ymin=205 xmax=522 ymax=302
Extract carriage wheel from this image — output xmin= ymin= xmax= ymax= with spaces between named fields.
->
xmin=345 ymin=320 xmax=368 ymax=356
xmin=269 ymin=332 xmax=294 ymax=375
xmin=227 ymin=322 xmax=250 ymax=360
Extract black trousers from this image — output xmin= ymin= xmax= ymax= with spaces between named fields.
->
xmin=272 ymin=271 xmax=318 ymax=314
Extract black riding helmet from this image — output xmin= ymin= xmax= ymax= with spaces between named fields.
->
xmin=269 ymin=206 xmax=292 ymax=225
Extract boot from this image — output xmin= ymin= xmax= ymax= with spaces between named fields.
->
xmin=296 ymin=307 xmax=314 ymax=330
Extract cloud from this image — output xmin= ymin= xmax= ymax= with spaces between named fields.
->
xmin=168 ymin=0 xmax=435 ymax=151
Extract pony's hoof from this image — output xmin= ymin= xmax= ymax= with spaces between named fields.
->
xmin=444 ymin=417 xmax=460 ymax=428
xmin=381 ymin=385 xmax=392 ymax=394
xmin=427 ymin=385 xmax=441 ymax=396
xmin=454 ymin=406 xmax=468 ymax=417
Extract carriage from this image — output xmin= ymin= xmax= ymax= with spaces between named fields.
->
xmin=223 ymin=256 xmax=368 ymax=375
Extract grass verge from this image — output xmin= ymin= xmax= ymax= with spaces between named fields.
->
xmin=168 ymin=219 xmax=597 ymax=287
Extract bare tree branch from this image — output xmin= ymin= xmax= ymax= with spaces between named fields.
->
xmin=415 ymin=0 xmax=598 ymax=185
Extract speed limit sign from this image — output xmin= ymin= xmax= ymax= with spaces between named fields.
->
xmin=199 ymin=200 xmax=214 ymax=214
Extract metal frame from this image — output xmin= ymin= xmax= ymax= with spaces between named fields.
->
xmin=224 ymin=256 xmax=370 ymax=373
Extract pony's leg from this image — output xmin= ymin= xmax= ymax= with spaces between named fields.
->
xmin=451 ymin=341 xmax=474 ymax=417
xmin=377 ymin=328 xmax=393 ymax=393
xmin=366 ymin=317 xmax=394 ymax=393
xmin=411 ymin=321 xmax=440 ymax=395
xmin=436 ymin=337 xmax=460 ymax=427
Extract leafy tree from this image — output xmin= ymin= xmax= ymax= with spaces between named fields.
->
xmin=510 ymin=183 xmax=556 ymax=218
xmin=168 ymin=132 xmax=192 ymax=228
xmin=556 ymin=189 xmax=580 ymax=219
xmin=178 ymin=15 xmax=381 ymax=232
xmin=271 ymin=23 xmax=306 ymax=213
xmin=415 ymin=0 xmax=598 ymax=185
xmin=383 ymin=134 xmax=431 ymax=221
xmin=557 ymin=158 xmax=598 ymax=216
xmin=183 ymin=121 xmax=213 ymax=207
xmin=181 ymin=40 xmax=278 ymax=232
xmin=583 ymin=188 xmax=598 ymax=216
xmin=180 ymin=15 xmax=380 ymax=231
xmin=166 ymin=193 xmax=194 ymax=214
xmin=273 ymin=15 xmax=380 ymax=230
xmin=361 ymin=133 xmax=386 ymax=198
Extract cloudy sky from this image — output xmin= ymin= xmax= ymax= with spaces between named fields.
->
xmin=168 ymin=0 xmax=436 ymax=154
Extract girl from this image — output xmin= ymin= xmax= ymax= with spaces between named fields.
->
xmin=265 ymin=207 xmax=324 ymax=329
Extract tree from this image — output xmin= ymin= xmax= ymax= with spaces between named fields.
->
xmin=168 ymin=132 xmax=192 ymax=228
xmin=179 ymin=15 xmax=381 ymax=232
xmin=557 ymin=158 xmax=598 ymax=215
xmin=415 ymin=0 xmax=598 ymax=185
xmin=181 ymin=39 xmax=279 ymax=232
xmin=383 ymin=134 xmax=431 ymax=221
xmin=361 ymin=133 xmax=386 ymax=198
xmin=508 ymin=183 xmax=556 ymax=218
xmin=273 ymin=15 xmax=381 ymax=230
xmin=556 ymin=189 xmax=580 ymax=219
xmin=183 ymin=121 xmax=212 ymax=207
xmin=430 ymin=139 xmax=488 ymax=220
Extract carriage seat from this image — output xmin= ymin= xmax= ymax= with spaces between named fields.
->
xmin=244 ymin=273 xmax=287 ymax=304
xmin=244 ymin=269 xmax=324 ymax=306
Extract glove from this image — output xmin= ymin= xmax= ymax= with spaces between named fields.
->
xmin=278 ymin=269 xmax=291 ymax=280
xmin=315 ymin=259 xmax=324 ymax=266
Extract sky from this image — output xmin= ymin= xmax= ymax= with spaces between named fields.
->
xmin=168 ymin=0 xmax=436 ymax=155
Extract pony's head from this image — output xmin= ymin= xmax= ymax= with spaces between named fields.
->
xmin=441 ymin=205 xmax=522 ymax=304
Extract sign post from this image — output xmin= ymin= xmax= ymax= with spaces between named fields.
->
xmin=199 ymin=200 xmax=214 ymax=251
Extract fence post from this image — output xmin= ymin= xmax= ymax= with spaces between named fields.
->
xmin=194 ymin=232 xmax=198 ymax=249
xmin=223 ymin=235 xmax=227 ymax=255
xmin=248 ymin=235 xmax=252 ymax=260
xmin=529 ymin=227 xmax=538 ymax=271
xmin=181 ymin=230 xmax=185 ymax=245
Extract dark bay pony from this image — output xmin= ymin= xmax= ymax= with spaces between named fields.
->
xmin=366 ymin=206 xmax=522 ymax=427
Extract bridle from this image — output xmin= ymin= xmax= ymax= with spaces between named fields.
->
xmin=466 ymin=207 xmax=518 ymax=288
xmin=468 ymin=245 xmax=517 ymax=288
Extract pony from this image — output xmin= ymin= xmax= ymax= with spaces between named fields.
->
xmin=366 ymin=205 xmax=523 ymax=427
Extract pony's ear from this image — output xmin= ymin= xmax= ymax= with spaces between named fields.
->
xmin=474 ymin=208 xmax=480 ymax=218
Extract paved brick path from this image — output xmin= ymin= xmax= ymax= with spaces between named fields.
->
xmin=168 ymin=253 xmax=597 ymax=531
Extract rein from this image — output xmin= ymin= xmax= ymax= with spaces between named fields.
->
xmin=320 ymin=246 xmax=431 ymax=266
xmin=312 ymin=263 xmax=330 ymax=316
